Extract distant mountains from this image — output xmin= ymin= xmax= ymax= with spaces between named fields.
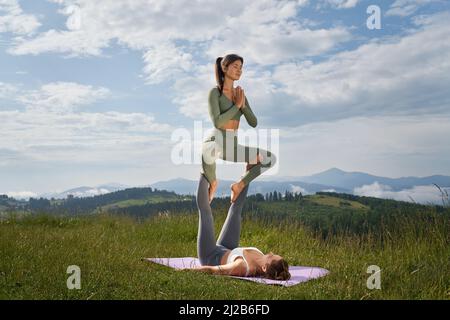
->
xmin=39 ymin=183 xmax=130 ymax=199
xmin=150 ymin=168 xmax=450 ymax=197
xmin=16 ymin=168 xmax=450 ymax=201
xmin=293 ymin=167 xmax=450 ymax=191
xmin=149 ymin=177 xmax=347 ymax=197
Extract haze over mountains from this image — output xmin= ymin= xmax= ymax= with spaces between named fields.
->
xmin=17 ymin=168 xmax=450 ymax=206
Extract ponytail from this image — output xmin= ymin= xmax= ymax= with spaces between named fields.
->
xmin=215 ymin=56 xmax=225 ymax=96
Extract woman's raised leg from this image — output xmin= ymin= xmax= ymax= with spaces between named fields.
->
xmin=196 ymin=173 xmax=220 ymax=265
xmin=238 ymin=144 xmax=277 ymax=186
xmin=216 ymin=182 xmax=250 ymax=250
xmin=229 ymin=141 xmax=277 ymax=202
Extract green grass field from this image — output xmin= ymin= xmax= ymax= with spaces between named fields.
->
xmin=97 ymin=195 xmax=191 ymax=210
xmin=1 ymin=207 xmax=449 ymax=300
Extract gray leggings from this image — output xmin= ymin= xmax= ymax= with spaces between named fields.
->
xmin=196 ymin=173 xmax=249 ymax=266
xmin=201 ymin=128 xmax=277 ymax=186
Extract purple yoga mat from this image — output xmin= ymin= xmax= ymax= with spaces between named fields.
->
xmin=144 ymin=257 xmax=329 ymax=287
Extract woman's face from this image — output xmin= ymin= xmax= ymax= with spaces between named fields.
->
xmin=224 ymin=60 xmax=242 ymax=80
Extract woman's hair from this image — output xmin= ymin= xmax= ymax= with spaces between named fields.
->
xmin=215 ymin=54 xmax=244 ymax=96
xmin=264 ymin=258 xmax=291 ymax=281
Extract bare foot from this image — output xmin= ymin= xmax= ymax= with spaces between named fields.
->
xmin=208 ymin=180 xmax=218 ymax=204
xmin=230 ymin=180 xmax=246 ymax=203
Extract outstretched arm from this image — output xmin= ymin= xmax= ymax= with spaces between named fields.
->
xmin=186 ymin=259 xmax=247 ymax=276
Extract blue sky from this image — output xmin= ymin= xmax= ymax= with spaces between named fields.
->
xmin=1 ymin=0 xmax=450 ymax=200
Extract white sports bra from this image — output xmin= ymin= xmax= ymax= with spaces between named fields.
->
xmin=226 ymin=247 xmax=264 ymax=276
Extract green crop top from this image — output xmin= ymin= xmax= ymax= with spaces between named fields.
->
xmin=208 ymin=87 xmax=258 ymax=129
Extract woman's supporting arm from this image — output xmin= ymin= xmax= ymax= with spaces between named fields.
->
xmin=240 ymin=96 xmax=257 ymax=128
xmin=208 ymin=88 xmax=241 ymax=129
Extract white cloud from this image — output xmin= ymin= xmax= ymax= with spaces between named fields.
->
xmin=0 ymin=0 xmax=41 ymax=35
xmin=206 ymin=22 xmax=351 ymax=66
xmin=319 ymin=0 xmax=359 ymax=9
xmin=386 ymin=0 xmax=441 ymax=17
xmin=0 ymin=109 xmax=173 ymax=164
xmin=17 ymin=81 xmax=111 ymax=113
xmin=8 ymin=28 xmax=111 ymax=57
xmin=0 ymin=81 xmax=19 ymax=99
xmin=0 ymin=81 xmax=174 ymax=167
xmin=5 ymin=190 xmax=38 ymax=199
xmin=142 ymin=42 xmax=196 ymax=85
xmin=290 ymin=184 xmax=308 ymax=194
xmin=5 ymin=0 xmax=352 ymax=84
xmin=269 ymin=11 xmax=450 ymax=126
xmin=204 ymin=1 xmax=352 ymax=65
xmin=353 ymin=182 xmax=450 ymax=205
xmin=8 ymin=0 xmax=240 ymax=57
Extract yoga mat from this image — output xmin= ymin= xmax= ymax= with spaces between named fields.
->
xmin=143 ymin=257 xmax=329 ymax=287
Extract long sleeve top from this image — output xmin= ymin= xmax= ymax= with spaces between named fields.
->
xmin=208 ymin=87 xmax=258 ymax=129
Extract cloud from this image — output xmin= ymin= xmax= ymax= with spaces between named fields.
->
xmin=353 ymin=182 xmax=450 ymax=205
xmin=204 ymin=1 xmax=352 ymax=66
xmin=4 ymin=190 xmax=38 ymax=199
xmin=386 ymin=0 xmax=442 ymax=17
xmin=0 ymin=81 xmax=19 ymax=99
xmin=268 ymin=11 xmax=450 ymax=126
xmin=290 ymin=184 xmax=309 ymax=194
xmin=142 ymin=41 xmax=197 ymax=85
xmin=5 ymin=0 xmax=352 ymax=84
xmin=16 ymin=81 xmax=111 ymax=113
xmin=0 ymin=81 xmax=174 ymax=167
xmin=318 ymin=0 xmax=359 ymax=9
xmin=0 ymin=0 xmax=41 ymax=35
xmin=0 ymin=109 xmax=173 ymax=165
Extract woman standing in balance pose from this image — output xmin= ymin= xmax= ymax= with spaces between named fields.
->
xmin=201 ymin=54 xmax=277 ymax=203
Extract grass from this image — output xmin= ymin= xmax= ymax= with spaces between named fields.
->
xmin=307 ymin=194 xmax=369 ymax=211
xmin=97 ymin=195 xmax=190 ymax=210
xmin=1 ymin=207 xmax=449 ymax=300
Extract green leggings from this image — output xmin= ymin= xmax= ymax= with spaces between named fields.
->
xmin=201 ymin=128 xmax=277 ymax=186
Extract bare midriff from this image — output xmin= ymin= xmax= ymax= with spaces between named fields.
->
xmin=220 ymin=119 xmax=240 ymax=130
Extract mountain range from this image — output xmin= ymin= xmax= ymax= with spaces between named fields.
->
xmin=33 ymin=168 xmax=450 ymax=201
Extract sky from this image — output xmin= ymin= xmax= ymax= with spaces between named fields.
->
xmin=1 ymin=0 xmax=450 ymax=200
